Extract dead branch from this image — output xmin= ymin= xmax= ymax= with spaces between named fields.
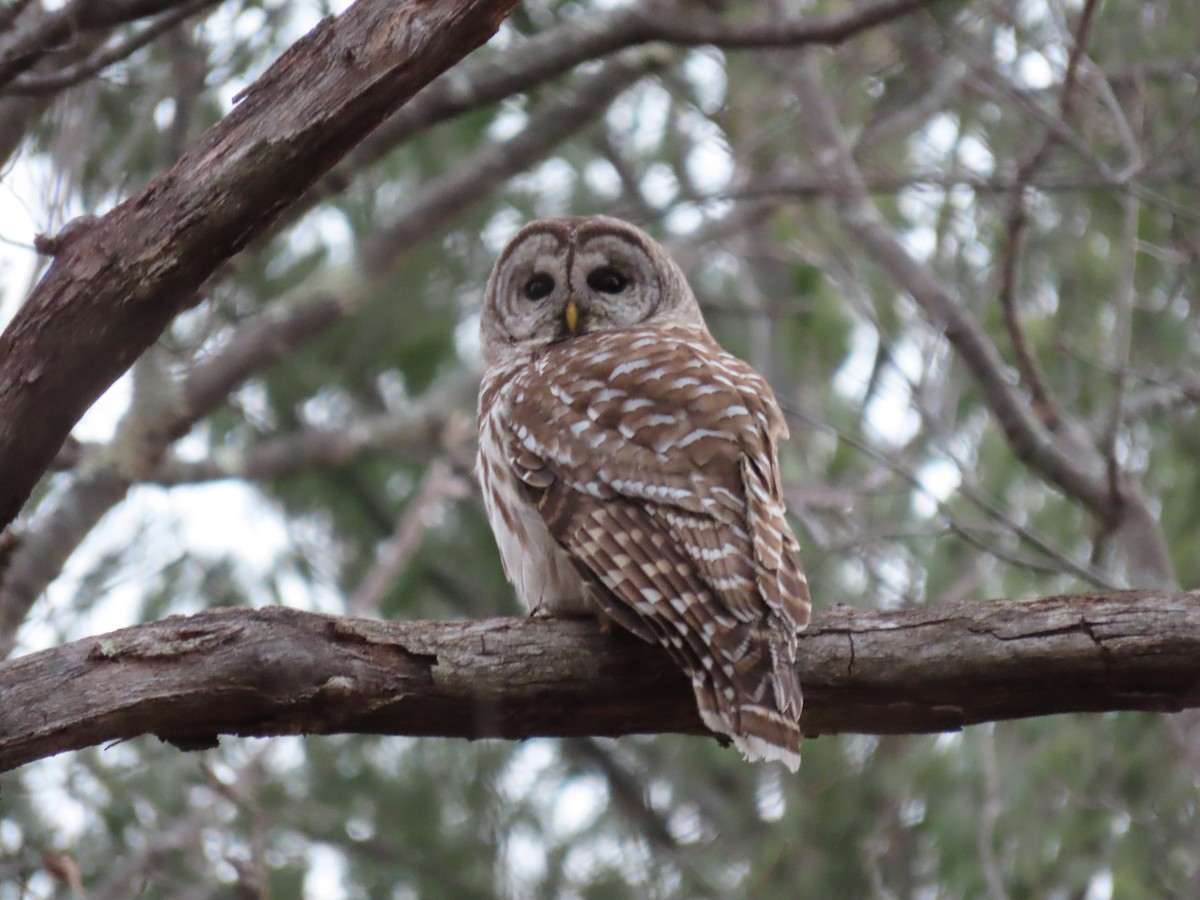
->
xmin=2 ymin=590 xmax=1198 ymax=773
xmin=347 ymin=458 xmax=469 ymax=616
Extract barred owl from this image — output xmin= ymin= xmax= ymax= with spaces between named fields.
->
xmin=477 ymin=216 xmax=810 ymax=770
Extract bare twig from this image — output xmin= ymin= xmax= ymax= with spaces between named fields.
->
xmin=347 ymin=457 xmax=469 ymax=615
xmin=645 ymin=0 xmax=938 ymax=48
xmin=995 ymin=0 xmax=1100 ymax=434
xmin=3 ymin=0 xmax=219 ymax=95
xmin=1102 ymin=373 xmax=1200 ymax=429
xmin=996 ymin=206 xmax=1064 ymax=431
xmin=783 ymin=405 xmax=1118 ymax=589
xmin=1100 ymin=71 xmax=1145 ymax=512
xmin=724 ymin=165 xmax=1195 ymax=201
xmin=359 ymin=46 xmax=672 ymax=277
xmin=0 ymin=0 xmax=209 ymax=89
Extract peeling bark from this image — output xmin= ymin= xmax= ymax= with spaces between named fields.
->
xmin=2 ymin=590 xmax=1198 ymax=773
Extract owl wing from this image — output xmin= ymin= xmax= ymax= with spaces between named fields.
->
xmin=502 ymin=327 xmax=810 ymax=769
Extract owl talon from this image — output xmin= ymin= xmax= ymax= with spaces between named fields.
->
xmin=528 ymin=603 xmax=597 ymax=619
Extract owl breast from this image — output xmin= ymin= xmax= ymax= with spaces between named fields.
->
xmin=477 ymin=367 xmax=590 ymax=616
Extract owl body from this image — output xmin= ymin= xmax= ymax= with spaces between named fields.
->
xmin=477 ymin=216 xmax=810 ymax=771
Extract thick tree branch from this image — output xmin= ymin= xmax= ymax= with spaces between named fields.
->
xmin=2 ymin=590 xmax=1198 ymax=773
xmin=0 ymin=0 xmax=518 ymax=532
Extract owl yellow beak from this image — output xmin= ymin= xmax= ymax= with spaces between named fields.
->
xmin=564 ymin=300 xmax=580 ymax=334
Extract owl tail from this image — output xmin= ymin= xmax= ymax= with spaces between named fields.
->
xmin=693 ymin=629 xmax=803 ymax=773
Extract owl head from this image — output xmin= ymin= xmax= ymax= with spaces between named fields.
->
xmin=480 ymin=216 xmax=707 ymax=366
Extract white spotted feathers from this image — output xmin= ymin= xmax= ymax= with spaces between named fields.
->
xmin=477 ymin=216 xmax=811 ymax=771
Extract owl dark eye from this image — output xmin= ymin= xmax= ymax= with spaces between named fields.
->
xmin=524 ymin=273 xmax=555 ymax=300
xmin=587 ymin=267 xmax=628 ymax=294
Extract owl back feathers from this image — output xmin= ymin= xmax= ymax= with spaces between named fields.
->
xmin=479 ymin=325 xmax=810 ymax=771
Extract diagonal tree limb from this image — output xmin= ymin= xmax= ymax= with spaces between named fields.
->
xmin=288 ymin=2 xmax=665 ymax=225
xmin=346 ymin=458 xmax=470 ymax=616
xmin=147 ymin=369 xmax=480 ymax=486
xmin=1 ymin=590 xmax=1198 ymax=773
xmin=0 ymin=0 xmax=36 ymax=34
xmin=0 ymin=0 xmax=520 ymax=532
xmin=151 ymin=294 xmax=354 ymax=450
xmin=793 ymin=54 xmax=1105 ymax=509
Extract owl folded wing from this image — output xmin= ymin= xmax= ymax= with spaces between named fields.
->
xmin=503 ymin=328 xmax=810 ymax=639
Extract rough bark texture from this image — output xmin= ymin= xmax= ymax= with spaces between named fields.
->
xmin=2 ymin=590 xmax=1198 ymax=773
xmin=0 ymin=0 xmax=518 ymax=531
